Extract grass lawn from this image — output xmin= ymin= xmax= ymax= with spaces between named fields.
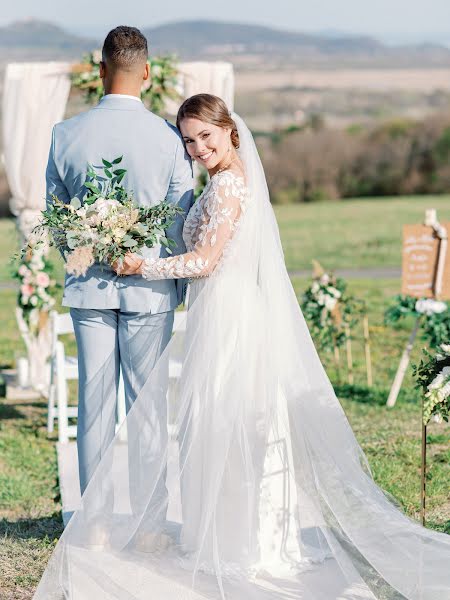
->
xmin=1 ymin=194 xmax=450 ymax=281
xmin=274 ymin=194 xmax=450 ymax=271
xmin=0 ymin=198 xmax=449 ymax=598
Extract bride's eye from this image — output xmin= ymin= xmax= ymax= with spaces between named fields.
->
xmin=201 ymin=133 xmax=210 ymax=139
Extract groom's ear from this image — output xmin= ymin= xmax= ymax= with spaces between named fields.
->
xmin=143 ymin=62 xmax=150 ymax=83
xmin=99 ymin=61 xmax=106 ymax=79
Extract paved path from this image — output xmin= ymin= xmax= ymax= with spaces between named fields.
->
xmin=288 ymin=267 xmax=401 ymax=279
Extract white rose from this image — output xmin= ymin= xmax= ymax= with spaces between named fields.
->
xmin=328 ymin=286 xmax=341 ymax=299
xmin=30 ymin=296 xmax=38 ymax=306
xmin=325 ymin=296 xmax=337 ymax=311
xmin=311 ymin=282 xmax=320 ymax=294
xmin=317 ymin=291 xmax=325 ymax=306
xmin=415 ymin=299 xmax=447 ymax=316
xmin=428 ymin=373 xmax=444 ymax=391
xmin=320 ymin=274 xmax=330 ymax=285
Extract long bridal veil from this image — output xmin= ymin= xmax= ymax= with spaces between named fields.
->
xmin=34 ymin=115 xmax=450 ymax=600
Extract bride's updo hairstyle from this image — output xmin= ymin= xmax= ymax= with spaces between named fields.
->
xmin=176 ymin=94 xmax=240 ymax=149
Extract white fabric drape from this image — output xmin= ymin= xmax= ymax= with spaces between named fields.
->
xmin=2 ymin=62 xmax=71 ymax=239
xmin=167 ymin=61 xmax=235 ymax=114
xmin=3 ymin=62 xmax=70 ymax=392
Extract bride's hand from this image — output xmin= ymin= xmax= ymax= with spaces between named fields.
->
xmin=113 ymin=253 xmax=144 ymax=276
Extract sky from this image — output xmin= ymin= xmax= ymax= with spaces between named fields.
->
xmin=1 ymin=0 xmax=450 ymax=44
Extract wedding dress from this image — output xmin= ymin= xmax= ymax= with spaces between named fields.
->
xmin=34 ymin=115 xmax=450 ymax=600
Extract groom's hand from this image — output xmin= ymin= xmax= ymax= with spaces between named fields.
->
xmin=113 ymin=253 xmax=144 ymax=276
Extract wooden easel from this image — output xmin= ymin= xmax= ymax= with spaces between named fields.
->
xmin=386 ymin=209 xmax=449 ymax=527
xmin=387 ymin=210 xmax=449 ymax=408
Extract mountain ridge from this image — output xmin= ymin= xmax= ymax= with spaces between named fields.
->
xmin=1 ymin=19 xmax=449 ymax=66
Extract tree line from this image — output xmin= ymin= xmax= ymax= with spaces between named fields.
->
xmin=258 ymin=112 xmax=450 ymax=203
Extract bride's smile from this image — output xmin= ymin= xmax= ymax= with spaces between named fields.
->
xmin=179 ymin=111 xmax=239 ymax=176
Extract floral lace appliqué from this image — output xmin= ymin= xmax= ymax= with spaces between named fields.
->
xmin=141 ymin=171 xmax=248 ymax=281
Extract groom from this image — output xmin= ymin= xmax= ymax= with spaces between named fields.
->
xmin=46 ymin=26 xmax=193 ymax=511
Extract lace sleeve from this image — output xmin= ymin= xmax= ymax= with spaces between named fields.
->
xmin=141 ymin=172 xmax=247 ymax=280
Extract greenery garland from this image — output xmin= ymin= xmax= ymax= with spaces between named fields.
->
xmin=13 ymin=244 xmax=60 ymax=334
xmin=71 ymin=50 xmax=180 ymax=114
xmin=385 ymin=294 xmax=450 ymax=347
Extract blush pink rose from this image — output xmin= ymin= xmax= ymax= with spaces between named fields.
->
xmin=20 ymin=284 xmax=34 ymax=296
xmin=35 ymin=272 xmax=50 ymax=287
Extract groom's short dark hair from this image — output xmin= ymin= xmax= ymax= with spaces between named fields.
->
xmin=102 ymin=26 xmax=148 ymax=69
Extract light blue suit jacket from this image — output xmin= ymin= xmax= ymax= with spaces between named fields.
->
xmin=46 ymin=95 xmax=194 ymax=313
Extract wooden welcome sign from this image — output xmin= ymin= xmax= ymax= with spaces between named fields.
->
xmin=401 ymin=223 xmax=450 ymax=300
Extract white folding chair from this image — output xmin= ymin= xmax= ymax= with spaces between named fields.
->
xmin=47 ymin=311 xmax=78 ymax=443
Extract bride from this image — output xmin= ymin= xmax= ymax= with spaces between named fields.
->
xmin=34 ymin=94 xmax=450 ymax=600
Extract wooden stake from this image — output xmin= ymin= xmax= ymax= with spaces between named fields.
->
xmin=363 ymin=315 xmax=373 ymax=387
xmin=387 ymin=316 xmax=421 ymax=407
xmin=421 ymin=417 xmax=427 ymax=527
xmin=334 ymin=345 xmax=341 ymax=383
xmin=345 ymin=324 xmax=354 ymax=385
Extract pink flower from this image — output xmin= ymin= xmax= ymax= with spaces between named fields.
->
xmin=18 ymin=264 xmax=30 ymax=277
xmin=20 ymin=284 xmax=34 ymax=296
xmin=35 ymin=272 xmax=50 ymax=287
xmin=65 ymin=245 xmax=95 ymax=277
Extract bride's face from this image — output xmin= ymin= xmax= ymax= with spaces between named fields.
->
xmin=180 ymin=118 xmax=232 ymax=171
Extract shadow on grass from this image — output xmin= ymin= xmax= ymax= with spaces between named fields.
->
xmin=334 ymin=384 xmax=388 ymax=405
xmin=0 ymin=513 xmax=63 ymax=542
xmin=334 ymin=383 xmax=421 ymax=406
xmin=0 ymin=403 xmax=25 ymax=420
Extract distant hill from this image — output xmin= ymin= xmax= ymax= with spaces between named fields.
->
xmin=142 ymin=20 xmax=450 ymax=66
xmin=0 ymin=19 xmax=95 ymax=52
xmin=0 ymin=19 xmax=449 ymax=67
xmin=143 ymin=20 xmax=384 ymax=57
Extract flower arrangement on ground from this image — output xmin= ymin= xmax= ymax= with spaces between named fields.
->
xmin=301 ymin=261 xmax=365 ymax=353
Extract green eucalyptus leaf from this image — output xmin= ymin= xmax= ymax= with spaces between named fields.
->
xmin=122 ymin=239 xmax=138 ymax=248
xmin=102 ymin=159 xmax=112 ymax=168
xmin=70 ymin=197 xmax=81 ymax=209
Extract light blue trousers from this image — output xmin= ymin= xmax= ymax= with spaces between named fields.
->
xmin=70 ymin=308 xmax=174 ymax=522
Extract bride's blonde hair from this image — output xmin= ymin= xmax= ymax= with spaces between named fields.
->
xmin=176 ymin=94 xmax=240 ymax=149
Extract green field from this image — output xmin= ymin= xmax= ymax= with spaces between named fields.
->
xmin=0 ymin=198 xmax=449 ymax=599
xmin=274 ymin=194 xmax=450 ymax=271
xmin=2 ymin=194 xmax=450 ymax=284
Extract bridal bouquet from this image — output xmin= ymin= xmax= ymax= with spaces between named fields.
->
xmin=35 ymin=157 xmax=182 ymax=277
xmin=413 ymin=344 xmax=450 ymax=424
